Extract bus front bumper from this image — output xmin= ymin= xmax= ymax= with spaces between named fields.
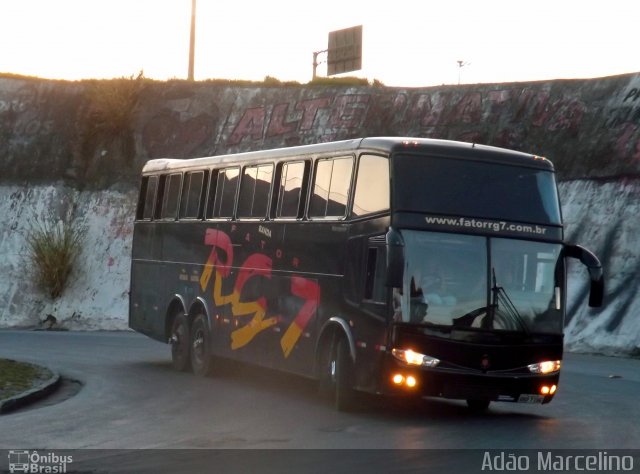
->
xmin=380 ymin=358 xmax=560 ymax=404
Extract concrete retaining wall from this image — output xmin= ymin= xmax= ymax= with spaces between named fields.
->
xmin=0 ymin=184 xmax=135 ymax=330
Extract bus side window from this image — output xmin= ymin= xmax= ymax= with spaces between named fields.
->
xmin=180 ymin=170 xmax=206 ymax=219
xmin=205 ymin=169 xmax=218 ymax=219
xmin=353 ymin=155 xmax=390 ymax=216
xmin=237 ymin=164 xmax=273 ymax=219
xmin=276 ymin=161 xmax=307 ymax=218
xmin=309 ymin=156 xmax=353 ymax=219
xmin=364 ymin=246 xmax=387 ymax=303
xmin=161 ymin=173 xmax=182 ymax=220
xmin=138 ymin=175 xmax=159 ymax=220
xmin=212 ymin=167 xmax=239 ymax=218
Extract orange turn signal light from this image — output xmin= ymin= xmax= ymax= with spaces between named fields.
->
xmin=392 ymin=373 xmax=418 ymax=389
xmin=540 ymin=384 xmax=557 ymax=395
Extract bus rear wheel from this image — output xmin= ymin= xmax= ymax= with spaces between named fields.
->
xmin=190 ymin=314 xmax=215 ymax=377
xmin=170 ymin=314 xmax=191 ymax=372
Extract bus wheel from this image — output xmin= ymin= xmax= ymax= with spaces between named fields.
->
xmin=170 ymin=314 xmax=191 ymax=372
xmin=190 ymin=314 xmax=215 ymax=377
xmin=334 ymin=337 xmax=356 ymax=411
xmin=466 ymin=399 xmax=490 ymax=412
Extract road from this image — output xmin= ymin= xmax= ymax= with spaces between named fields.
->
xmin=0 ymin=330 xmax=639 ymax=471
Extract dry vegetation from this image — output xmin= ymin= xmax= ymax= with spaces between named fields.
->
xmin=25 ymin=213 xmax=84 ymax=300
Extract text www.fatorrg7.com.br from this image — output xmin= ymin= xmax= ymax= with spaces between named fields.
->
xmin=425 ymin=216 xmax=548 ymax=235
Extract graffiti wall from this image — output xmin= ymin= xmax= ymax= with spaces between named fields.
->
xmin=2 ymin=73 xmax=640 ymax=185
xmin=1 ymin=74 xmax=639 ymax=354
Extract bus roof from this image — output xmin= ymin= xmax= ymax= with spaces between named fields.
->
xmin=141 ymin=137 xmax=554 ymax=174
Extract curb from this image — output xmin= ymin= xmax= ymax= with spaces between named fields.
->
xmin=0 ymin=362 xmax=62 ymax=414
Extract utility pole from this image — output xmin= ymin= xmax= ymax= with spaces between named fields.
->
xmin=188 ymin=0 xmax=196 ymax=80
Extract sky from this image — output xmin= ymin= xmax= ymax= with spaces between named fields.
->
xmin=1 ymin=0 xmax=639 ymax=87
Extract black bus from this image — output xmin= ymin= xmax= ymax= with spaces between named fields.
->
xmin=130 ymin=137 xmax=603 ymax=411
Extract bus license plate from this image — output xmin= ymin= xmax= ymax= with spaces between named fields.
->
xmin=518 ymin=394 xmax=544 ymax=404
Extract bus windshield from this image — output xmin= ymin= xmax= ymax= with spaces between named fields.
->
xmin=397 ymin=231 xmax=563 ymax=335
xmin=393 ymin=154 xmax=561 ymax=226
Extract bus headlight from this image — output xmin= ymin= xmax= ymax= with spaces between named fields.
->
xmin=528 ymin=360 xmax=561 ymax=374
xmin=392 ymin=348 xmax=440 ymax=368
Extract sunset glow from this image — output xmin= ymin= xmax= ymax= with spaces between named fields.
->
xmin=1 ymin=0 xmax=638 ymax=86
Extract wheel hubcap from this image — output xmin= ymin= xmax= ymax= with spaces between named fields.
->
xmin=193 ymin=330 xmax=204 ymax=361
xmin=173 ymin=327 xmax=185 ymax=352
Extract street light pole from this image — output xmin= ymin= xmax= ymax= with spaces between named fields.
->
xmin=312 ymin=49 xmax=327 ymax=80
xmin=188 ymin=0 xmax=196 ymax=80
xmin=457 ymin=60 xmax=469 ymax=85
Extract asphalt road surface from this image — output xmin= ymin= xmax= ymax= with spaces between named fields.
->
xmin=1 ymin=330 xmax=639 ymax=472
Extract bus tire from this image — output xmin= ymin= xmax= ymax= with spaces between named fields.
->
xmin=170 ymin=314 xmax=191 ymax=372
xmin=466 ymin=399 xmax=490 ymax=412
xmin=334 ymin=337 xmax=356 ymax=411
xmin=190 ymin=314 xmax=215 ymax=377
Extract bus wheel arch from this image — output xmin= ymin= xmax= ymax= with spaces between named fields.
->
xmin=187 ymin=298 xmax=211 ymax=331
xmin=316 ymin=318 xmax=357 ymax=411
xmin=165 ymin=296 xmax=188 ymax=341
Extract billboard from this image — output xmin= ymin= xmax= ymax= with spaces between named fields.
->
xmin=327 ymin=25 xmax=363 ymax=76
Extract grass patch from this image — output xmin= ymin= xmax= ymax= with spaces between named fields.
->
xmin=0 ymin=359 xmax=49 ymax=400
xmin=308 ymin=76 xmax=377 ymax=87
xmin=25 ymin=213 xmax=85 ymax=299
xmin=1 ymin=71 xmax=386 ymax=88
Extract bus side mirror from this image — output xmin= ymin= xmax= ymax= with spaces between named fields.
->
xmin=386 ymin=228 xmax=404 ymax=288
xmin=564 ymin=244 xmax=604 ymax=308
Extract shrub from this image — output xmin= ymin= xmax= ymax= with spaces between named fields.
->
xmin=84 ymin=71 xmax=146 ymax=137
xmin=25 ymin=214 xmax=85 ymax=300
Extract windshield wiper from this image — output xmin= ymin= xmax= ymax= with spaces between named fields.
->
xmin=487 ymin=268 xmax=529 ymax=334
xmin=452 ymin=305 xmax=494 ymax=327
xmin=452 ymin=270 xmax=529 ymax=333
